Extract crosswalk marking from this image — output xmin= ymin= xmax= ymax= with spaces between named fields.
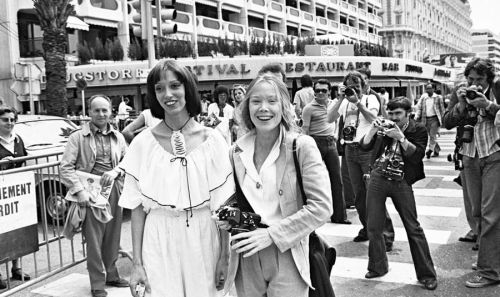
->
xmin=414 ymin=188 xmax=462 ymax=197
xmin=332 ymin=257 xmax=420 ymax=285
xmin=317 ymin=224 xmax=451 ymax=244
xmin=386 ymin=204 xmax=462 ymax=217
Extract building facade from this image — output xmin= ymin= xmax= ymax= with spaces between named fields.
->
xmin=379 ymin=0 xmax=472 ymax=61
xmin=471 ymin=29 xmax=500 ymax=72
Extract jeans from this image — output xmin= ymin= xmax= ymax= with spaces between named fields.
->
xmin=425 ymin=116 xmax=440 ymax=152
xmin=345 ymin=144 xmax=394 ymax=241
xmin=341 ymin=156 xmax=355 ymax=207
xmin=366 ymin=171 xmax=437 ymax=281
xmin=312 ymin=136 xmax=346 ymax=221
xmin=463 ymin=151 xmax=500 ymax=280
xmin=459 ymin=170 xmax=480 ymax=237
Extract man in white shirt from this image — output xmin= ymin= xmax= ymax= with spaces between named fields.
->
xmin=415 ymin=84 xmax=445 ymax=158
xmin=293 ymin=74 xmax=315 ymax=119
xmin=117 ymin=97 xmax=132 ymax=130
xmin=327 ymin=71 xmax=395 ymax=249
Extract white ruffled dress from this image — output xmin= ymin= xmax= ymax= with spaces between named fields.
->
xmin=119 ymin=128 xmax=234 ymax=297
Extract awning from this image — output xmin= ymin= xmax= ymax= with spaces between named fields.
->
xmin=221 ymin=4 xmax=241 ymax=14
xmin=83 ymin=17 xmax=118 ymax=28
xmin=195 ymin=0 xmax=217 ymax=7
xmin=66 ymin=16 xmax=89 ymax=31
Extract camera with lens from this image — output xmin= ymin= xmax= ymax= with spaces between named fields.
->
xmin=344 ymin=87 xmax=356 ymax=97
xmin=375 ymin=153 xmax=405 ymax=181
xmin=460 ymin=124 xmax=474 ymax=143
xmin=342 ymin=125 xmax=357 ymax=141
xmin=465 ymin=89 xmax=482 ymax=100
xmin=216 ymin=204 xmax=262 ymax=235
xmin=380 ymin=119 xmax=396 ymax=129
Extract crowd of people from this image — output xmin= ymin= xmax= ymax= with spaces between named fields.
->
xmin=1 ymin=57 xmax=500 ymax=296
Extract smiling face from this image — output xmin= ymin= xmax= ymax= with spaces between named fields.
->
xmin=89 ymin=97 xmax=111 ymax=129
xmin=314 ymin=83 xmax=330 ymax=103
xmin=249 ymin=81 xmax=282 ymax=134
xmin=154 ymin=70 xmax=187 ymax=116
xmin=0 ymin=112 xmax=16 ymax=136
xmin=218 ymin=92 xmax=228 ymax=106
xmin=234 ymin=89 xmax=245 ymax=104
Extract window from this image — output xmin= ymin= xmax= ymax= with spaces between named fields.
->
xmin=396 ymin=14 xmax=402 ymax=25
xmin=17 ymin=12 xmax=44 ymax=58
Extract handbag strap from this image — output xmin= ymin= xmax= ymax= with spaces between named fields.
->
xmin=292 ymin=137 xmax=307 ymax=206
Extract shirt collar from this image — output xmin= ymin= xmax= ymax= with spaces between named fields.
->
xmin=0 ymin=133 xmax=17 ymax=144
xmin=89 ymin=122 xmax=112 ymax=136
xmin=238 ymin=125 xmax=284 ymax=176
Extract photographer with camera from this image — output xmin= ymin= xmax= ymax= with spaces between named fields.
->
xmin=414 ymin=84 xmax=445 ymax=158
xmin=360 ymin=97 xmax=438 ymax=290
xmin=217 ymin=75 xmax=332 ymax=297
xmin=327 ymin=71 xmax=395 ymax=247
xmin=443 ymin=57 xmax=500 ymax=288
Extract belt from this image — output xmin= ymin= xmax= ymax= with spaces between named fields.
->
xmin=346 ymin=142 xmax=360 ymax=147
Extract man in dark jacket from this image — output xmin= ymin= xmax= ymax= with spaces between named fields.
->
xmin=360 ymin=97 xmax=438 ymax=290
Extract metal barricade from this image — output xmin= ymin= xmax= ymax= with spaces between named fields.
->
xmin=0 ymin=153 xmax=86 ymax=296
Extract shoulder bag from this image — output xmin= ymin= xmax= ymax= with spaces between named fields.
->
xmin=293 ymin=137 xmax=336 ymax=297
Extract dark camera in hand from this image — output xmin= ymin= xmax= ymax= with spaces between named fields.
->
xmin=216 ymin=205 xmax=261 ymax=235
xmin=465 ymin=89 xmax=482 ymax=100
xmin=344 ymin=87 xmax=356 ymax=97
xmin=342 ymin=125 xmax=357 ymax=141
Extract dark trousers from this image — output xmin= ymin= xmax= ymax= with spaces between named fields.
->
xmin=345 ymin=144 xmax=394 ymax=241
xmin=82 ymin=184 xmax=123 ymax=290
xmin=366 ymin=171 xmax=436 ymax=281
xmin=341 ymin=155 xmax=355 ymax=207
xmin=312 ymin=136 xmax=346 ymax=221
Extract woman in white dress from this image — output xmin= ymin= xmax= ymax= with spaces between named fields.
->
xmin=119 ymin=60 xmax=234 ymax=297
xmin=231 ymin=85 xmax=247 ymax=141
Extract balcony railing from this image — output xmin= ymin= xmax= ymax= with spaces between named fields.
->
xmin=350 ymin=27 xmax=358 ymax=34
xmin=302 ymin=11 xmax=314 ymax=22
xmin=348 ymin=4 xmax=357 ymax=13
xmin=286 ymin=6 xmax=301 ymax=23
xmin=330 ymin=0 xmax=339 ymax=5
xmin=341 ymin=2 xmax=348 ymax=9
xmin=247 ymin=0 xmax=265 ymax=11
xmin=359 ymin=9 xmax=367 ymax=17
xmin=330 ymin=20 xmax=339 ymax=29
xmin=222 ymin=21 xmax=245 ymax=39
xmin=342 ymin=24 xmax=349 ymax=32
xmin=175 ymin=11 xmax=193 ymax=33
xmin=250 ymin=27 xmax=268 ymax=39
xmin=317 ymin=16 xmax=328 ymax=26
xmin=196 ymin=16 xmax=221 ymax=37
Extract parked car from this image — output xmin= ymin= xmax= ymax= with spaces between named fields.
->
xmin=12 ymin=115 xmax=80 ymax=224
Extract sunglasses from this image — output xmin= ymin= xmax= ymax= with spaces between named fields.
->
xmin=0 ymin=118 xmax=16 ymax=123
xmin=315 ymin=88 xmax=329 ymax=94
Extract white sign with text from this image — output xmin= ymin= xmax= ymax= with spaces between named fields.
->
xmin=0 ymin=171 xmax=37 ymax=234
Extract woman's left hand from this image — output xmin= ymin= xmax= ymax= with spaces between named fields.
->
xmin=214 ymin=253 xmax=228 ymax=290
xmin=231 ymin=228 xmax=273 ymax=257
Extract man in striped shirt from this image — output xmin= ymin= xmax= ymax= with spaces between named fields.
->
xmin=444 ymin=58 xmax=500 ymax=288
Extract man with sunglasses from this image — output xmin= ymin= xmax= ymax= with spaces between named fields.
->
xmin=0 ymin=106 xmax=31 ymax=288
xmin=302 ymin=79 xmax=349 ymax=224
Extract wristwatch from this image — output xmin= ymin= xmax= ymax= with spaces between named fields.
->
xmin=398 ymin=136 xmax=406 ymax=143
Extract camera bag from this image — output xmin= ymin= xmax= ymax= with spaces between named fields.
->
xmin=293 ymin=138 xmax=337 ymax=297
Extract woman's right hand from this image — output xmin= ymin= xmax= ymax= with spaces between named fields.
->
xmin=129 ymin=264 xmax=151 ymax=297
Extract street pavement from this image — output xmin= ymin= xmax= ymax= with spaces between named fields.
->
xmin=5 ymin=129 xmax=500 ymax=297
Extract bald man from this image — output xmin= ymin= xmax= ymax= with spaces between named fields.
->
xmin=61 ymin=95 xmax=128 ymax=297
